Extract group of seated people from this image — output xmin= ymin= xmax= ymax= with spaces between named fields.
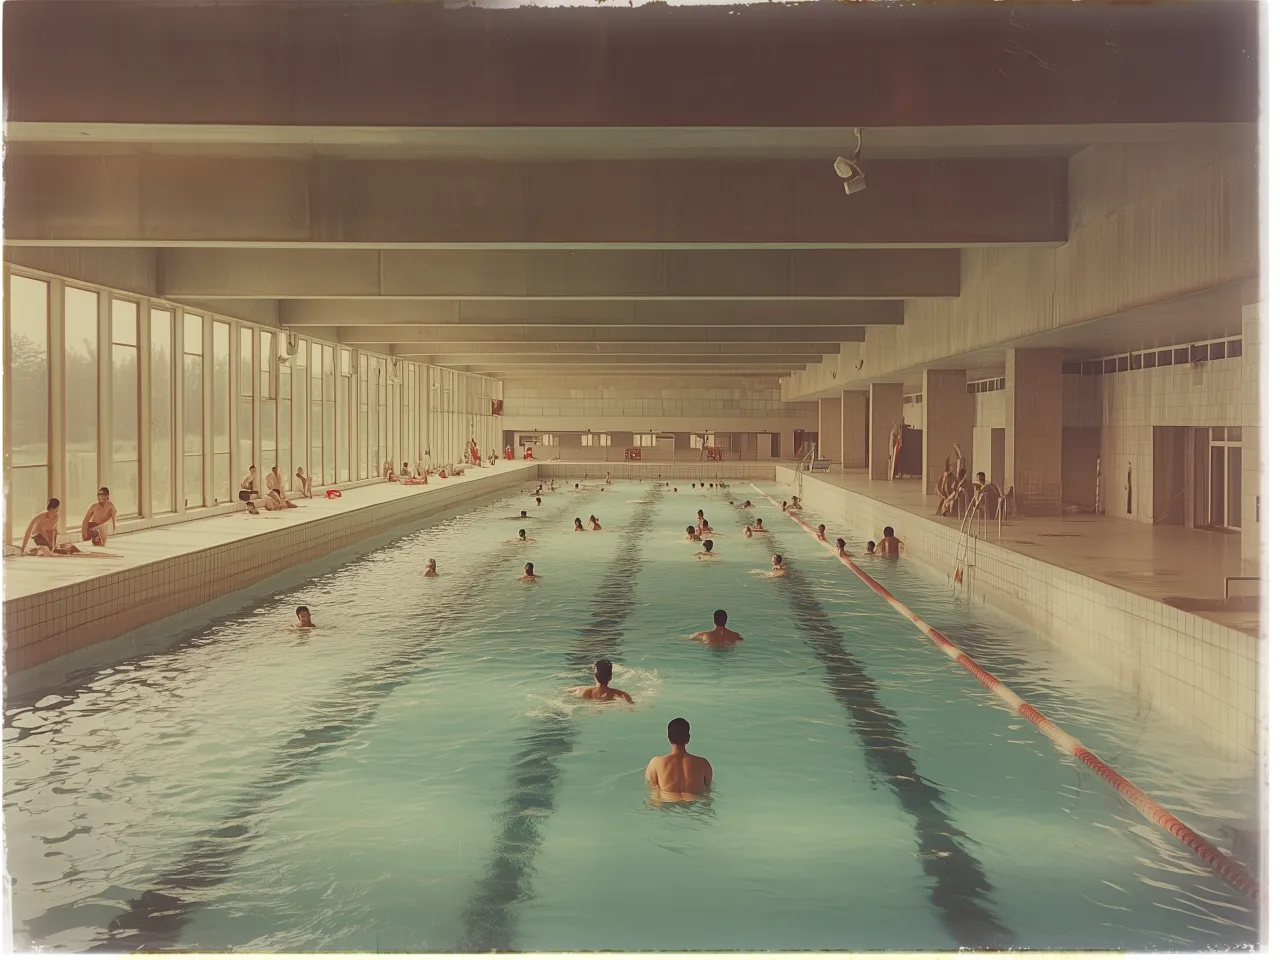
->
xmin=19 ymin=489 xmax=120 ymax=555
xmin=240 ymin=465 xmax=311 ymax=513
xmin=934 ymin=446 xmax=1004 ymax=520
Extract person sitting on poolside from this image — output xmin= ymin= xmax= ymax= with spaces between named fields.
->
xmin=695 ymin=539 xmax=716 ymax=559
xmin=866 ymin=540 xmax=877 ymax=555
xmin=743 ymin=525 xmax=753 ymax=538
xmin=424 ymin=558 xmax=438 ymax=577
xmin=835 ymin=537 xmax=849 ymax=558
xmin=753 ymin=518 xmax=767 ymax=532
xmin=646 ymin=717 xmax=712 ymax=800
xmin=82 ymin=487 xmax=118 ymax=547
xmin=240 ymin=467 xmax=260 ymax=506
xmin=685 ymin=525 xmax=700 ymax=542
xmin=816 ymin=523 xmax=828 ymax=542
xmin=574 ymin=517 xmax=585 ymax=532
xmin=21 ymin=499 xmax=63 ymax=554
xmin=588 ymin=515 xmax=602 ymax=531
xmin=770 ymin=554 xmax=787 ymax=577
xmin=401 ymin=461 xmax=412 ymax=478
xmin=508 ymin=528 xmax=535 ymax=543
xmin=295 ymin=605 xmax=315 ymax=629
xmin=294 ymin=467 xmax=313 ymax=499
xmin=519 ymin=561 xmax=539 ymax=582
xmin=692 ymin=609 xmax=743 ymax=646
xmin=574 ymin=659 xmax=634 ymax=704
xmin=876 ymin=526 xmax=904 ymax=557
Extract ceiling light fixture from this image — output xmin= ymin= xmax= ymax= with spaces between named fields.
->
xmin=834 ymin=127 xmax=866 ymax=195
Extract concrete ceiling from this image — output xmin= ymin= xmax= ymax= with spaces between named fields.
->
xmin=2 ymin=0 xmax=1258 ymax=381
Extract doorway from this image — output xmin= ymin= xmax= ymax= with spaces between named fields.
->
xmin=1209 ymin=426 xmax=1243 ymax=530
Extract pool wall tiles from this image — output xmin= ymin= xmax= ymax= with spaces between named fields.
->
xmin=2 ymin=470 xmax=533 ymax=674
xmin=789 ymin=469 xmax=1259 ymax=764
xmin=534 ymin=462 xmax=776 ymax=482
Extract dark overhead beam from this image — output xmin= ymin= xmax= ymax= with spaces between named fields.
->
xmin=4 ymin=155 xmax=1067 ymax=246
xmin=160 ymin=249 xmax=958 ymax=299
xmin=4 ymin=2 xmax=1255 ymax=125
xmin=377 ymin=328 xmax=859 ymax=349
xmin=288 ymin=300 xmax=898 ymax=327
xmin=391 ymin=342 xmax=837 ymax=357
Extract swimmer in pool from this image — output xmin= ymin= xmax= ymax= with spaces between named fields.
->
xmin=508 ymin=529 xmax=535 ymax=543
xmin=685 ymin=525 xmax=700 ymax=542
xmin=753 ymin=518 xmax=767 ymax=532
xmin=835 ymin=537 xmax=849 ymax=558
xmin=743 ymin=525 xmax=753 ymax=538
xmin=646 ymin=717 xmax=712 ymax=800
xmin=739 ymin=499 xmax=753 ymax=509
xmin=574 ymin=659 xmax=634 ymax=704
xmin=512 ymin=509 xmax=529 ymax=520
xmin=692 ymin=609 xmax=743 ymax=646
xmin=695 ymin=539 xmax=716 ymax=559
xmin=588 ymin=515 xmax=602 ymax=531
xmin=424 ymin=558 xmax=438 ymax=577
xmin=574 ymin=517 xmax=585 ymax=532
xmin=295 ymin=605 xmax=315 ymax=628
xmin=535 ymin=497 xmax=543 ymax=507
xmin=876 ymin=526 xmax=904 ymax=557
xmin=866 ymin=541 xmax=877 ymax=555
xmin=769 ymin=554 xmax=787 ymax=577
xmin=816 ymin=524 xmax=828 ymax=542
xmin=519 ymin=562 xmax=538 ymax=582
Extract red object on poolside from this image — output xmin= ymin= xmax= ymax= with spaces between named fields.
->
xmin=624 ymin=447 xmax=642 ymax=461
xmin=325 ymin=489 xmax=342 ymax=499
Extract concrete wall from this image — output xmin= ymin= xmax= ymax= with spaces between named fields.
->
xmin=501 ymin=376 xmax=818 ymax=437
xmin=789 ymin=468 xmax=1259 ymax=764
xmin=1241 ymin=304 xmax=1262 ymax=576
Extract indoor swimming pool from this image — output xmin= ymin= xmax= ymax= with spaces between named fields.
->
xmin=3 ymin=482 xmax=1260 ymax=952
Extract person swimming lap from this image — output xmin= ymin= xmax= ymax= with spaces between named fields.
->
xmin=573 ymin=659 xmax=634 ymax=703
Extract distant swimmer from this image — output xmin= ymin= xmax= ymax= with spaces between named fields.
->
xmin=770 ymin=554 xmax=787 ymax=577
xmin=876 ymin=526 xmax=904 ymax=557
xmin=535 ymin=497 xmax=543 ymax=507
xmin=743 ymin=525 xmax=753 ymax=538
xmin=508 ymin=528 xmax=535 ymax=543
xmin=740 ymin=500 xmax=753 ymax=508
xmin=866 ymin=541 xmax=877 ymax=555
xmin=835 ymin=537 xmax=849 ymax=558
xmin=790 ymin=496 xmax=802 ymax=510
xmin=519 ymin=562 xmax=539 ymax=582
xmin=511 ymin=509 xmax=530 ymax=520
xmin=753 ymin=518 xmax=767 ymax=532
xmin=588 ymin=515 xmax=602 ymax=531
xmin=645 ymin=718 xmax=712 ymax=800
xmin=574 ymin=517 xmax=586 ymax=532
xmin=295 ymin=605 xmax=315 ymax=629
xmin=695 ymin=510 xmax=712 ymax=533
xmin=574 ymin=659 xmax=634 ymax=704
xmin=695 ymin=539 xmax=716 ymax=559
xmin=685 ymin=525 xmax=701 ymax=542
xmin=424 ymin=558 xmax=439 ymax=577
xmin=816 ymin=524 xmax=828 ymax=542
xmin=692 ymin=609 xmax=743 ymax=646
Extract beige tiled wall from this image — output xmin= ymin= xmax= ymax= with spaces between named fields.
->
xmin=789 ymin=468 xmax=1259 ymax=764
xmin=535 ymin=463 xmax=776 ymax=482
xmin=3 ymin=471 xmax=531 ymax=674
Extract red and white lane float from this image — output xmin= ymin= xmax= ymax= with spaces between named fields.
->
xmin=750 ymin=485 xmax=1260 ymax=900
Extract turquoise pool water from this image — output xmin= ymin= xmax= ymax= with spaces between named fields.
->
xmin=3 ymin=482 xmax=1259 ymax=951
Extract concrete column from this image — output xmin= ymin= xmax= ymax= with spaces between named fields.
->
xmin=817 ymin=397 xmax=841 ymax=461
xmin=1004 ymin=348 xmax=1063 ymax=515
xmin=868 ymin=381 xmax=903 ymax=480
xmin=922 ymin=369 xmax=973 ymax=495
xmin=841 ymin=389 xmax=868 ymax=469
xmin=1241 ymin=303 xmax=1262 ymax=576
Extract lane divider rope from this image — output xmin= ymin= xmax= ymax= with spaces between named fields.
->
xmin=749 ymin=484 xmax=1260 ymax=900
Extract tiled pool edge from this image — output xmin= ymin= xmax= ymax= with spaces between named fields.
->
xmin=788 ymin=468 xmax=1260 ymax=765
xmin=3 ymin=468 xmax=535 ymax=674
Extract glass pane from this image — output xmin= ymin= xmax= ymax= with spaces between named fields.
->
xmin=311 ymin=399 xmax=323 ymax=476
xmin=278 ymin=398 xmax=292 ymax=485
xmin=1210 ymin=445 xmax=1225 ymax=527
xmin=260 ymin=399 xmax=276 ymax=469
xmin=323 ymin=345 xmax=335 ymax=401
xmin=111 ymin=299 xmax=138 ymax=346
xmin=311 ymin=342 xmax=322 ymax=402
xmin=65 ymin=286 xmax=100 ymax=517
xmin=238 ymin=397 xmax=253 ymax=477
xmin=10 ymin=465 xmax=48 ymax=540
xmin=212 ymin=322 xmax=231 ymax=504
xmin=183 ymin=354 xmax=204 ymax=506
xmin=294 ymin=387 xmax=308 ymax=477
xmin=1227 ymin=426 xmax=1243 ymax=443
xmin=239 ymin=327 xmax=254 ymax=396
xmin=184 ymin=454 xmax=203 ymax=509
xmin=112 ymin=343 xmax=140 ymax=517
xmin=150 ymin=308 xmax=174 ymax=514
xmin=184 ymin=313 xmax=202 ymax=353
xmin=1228 ymin=446 xmax=1242 ymax=529
xmin=260 ymin=331 xmax=275 ymax=398
xmin=323 ymin=401 xmax=336 ymax=484
xmin=296 ymin=339 xmax=307 ymax=369
xmin=9 ymin=275 xmax=49 ymax=470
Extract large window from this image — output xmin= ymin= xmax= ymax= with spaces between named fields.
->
xmin=358 ymin=353 xmax=369 ymax=479
xmin=632 ymin=434 xmax=657 ymax=447
xmin=311 ymin=341 xmax=323 ymax=483
xmin=376 ymin=359 xmax=388 ymax=473
xmin=259 ymin=330 xmax=276 ymax=475
xmin=294 ymin=339 xmax=309 ymax=481
xmin=212 ymin=321 xmax=231 ymax=504
xmin=238 ymin=326 xmax=254 ymax=478
xmin=111 ymin=299 xmax=140 ymax=517
xmin=278 ymin=349 xmax=292 ymax=491
xmin=322 ymin=345 xmax=336 ymax=484
xmin=338 ymin=348 xmax=351 ymax=482
xmin=150 ymin=308 xmax=174 ymax=514
xmin=65 ymin=286 xmax=100 ymax=517
xmin=581 ymin=433 xmax=611 ymax=446
xmin=8 ymin=275 xmax=50 ymax=536
xmin=183 ymin=313 xmax=205 ymax=508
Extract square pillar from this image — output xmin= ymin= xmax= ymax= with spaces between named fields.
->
xmin=841 ymin=389 xmax=868 ymax=469
xmin=817 ymin=397 xmax=841 ymax=461
xmin=868 ymin=382 xmax=903 ymax=480
xmin=1004 ymin=348 xmax=1063 ymax=515
xmin=922 ymin=369 xmax=973 ymax=495
xmin=1241 ymin=303 xmax=1262 ymax=576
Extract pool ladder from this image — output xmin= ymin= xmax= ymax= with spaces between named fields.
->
xmin=952 ymin=495 xmax=983 ymax=598
xmin=792 ymin=443 xmax=817 ymax=498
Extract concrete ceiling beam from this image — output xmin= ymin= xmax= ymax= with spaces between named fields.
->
xmin=361 ymin=327 xmax=859 ymax=347
xmin=5 ymin=2 xmax=1255 ymax=126
xmin=157 ymin=249 xmax=957 ymax=299
xmin=288 ymin=299 xmax=898 ymax=327
xmin=421 ymin=353 xmax=826 ymax=365
xmin=389 ymin=342 xmax=839 ymax=357
xmin=5 ymin=155 xmax=1066 ymax=246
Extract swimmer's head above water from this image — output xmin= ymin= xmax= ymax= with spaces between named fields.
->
xmin=713 ymin=609 xmax=729 ymax=627
xmin=594 ymin=659 xmax=614 ymax=684
xmin=296 ymin=605 xmax=313 ymax=627
xmin=668 ymin=717 xmax=691 ymax=746
xmin=702 ymin=539 xmax=714 ymax=552
xmin=574 ymin=517 xmax=584 ymax=531
xmin=518 ymin=529 xmax=527 ymax=540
